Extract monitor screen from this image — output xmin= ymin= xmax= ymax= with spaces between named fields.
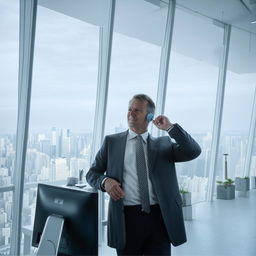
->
xmin=32 ymin=183 xmax=98 ymax=256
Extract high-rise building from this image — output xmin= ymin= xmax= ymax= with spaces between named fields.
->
xmin=55 ymin=158 xmax=69 ymax=181
xmin=59 ymin=129 xmax=71 ymax=158
xmin=51 ymin=127 xmax=57 ymax=158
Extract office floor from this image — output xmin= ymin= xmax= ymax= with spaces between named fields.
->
xmin=99 ymin=189 xmax=256 ymax=256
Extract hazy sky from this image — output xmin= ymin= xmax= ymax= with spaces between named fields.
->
xmin=1 ymin=0 xmax=256 ymax=135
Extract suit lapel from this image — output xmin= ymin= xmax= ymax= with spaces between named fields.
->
xmin=147 ymin=134 xmax=158 ymax=174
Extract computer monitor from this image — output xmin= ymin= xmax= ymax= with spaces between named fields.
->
xmin=32 ymin=183 xmax=98 ymax=256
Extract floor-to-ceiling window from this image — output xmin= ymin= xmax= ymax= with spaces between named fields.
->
xmin=0 ymin=0 xmax=19 ymax=254
xmin=165 ymin=8 xmax=224 ymax=203
xmin=20 ymin=4 xmax=99 ymax=254
xmin=216 ymin=27 xmax=256 ymax=185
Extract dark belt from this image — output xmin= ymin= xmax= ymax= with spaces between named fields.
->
xmin=124 ymin=204 xmax=160 ymax=213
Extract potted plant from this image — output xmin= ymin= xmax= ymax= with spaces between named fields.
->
xmin=251 ymin=176 xmax=256 ymax=189
xmin=179 ymin=188 xmax=192 ymax=220
xmin=216 ymin=179 xmax=235 ymax=200
xmin=235 ymin=177 xmax=250 ymax=196
xmin=216 ymin=153 xmax=235 ymax=200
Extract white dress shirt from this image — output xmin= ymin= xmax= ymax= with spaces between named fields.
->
xmin=122 ymin=129 xmax=158 ymax=206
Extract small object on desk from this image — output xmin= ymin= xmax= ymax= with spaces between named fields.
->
xmin=75 ymin=183 xmax=87 ymax=188
xmin=79 ymin=169 xmax=84 ymax=184
xmin=66 ymin=177 xmax=78 ymax=186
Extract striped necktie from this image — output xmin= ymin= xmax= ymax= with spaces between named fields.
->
xmin=136 ymin=135 xmax=150 ymax=213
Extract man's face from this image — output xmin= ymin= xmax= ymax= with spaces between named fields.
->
xmin=127 ymin=99 xmax=149 ymax=131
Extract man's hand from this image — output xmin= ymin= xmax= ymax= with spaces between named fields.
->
xmin=104 ymin=178 xmax=125 ymax=201
xmin=153 ymin=115 xmax=173 ymax=131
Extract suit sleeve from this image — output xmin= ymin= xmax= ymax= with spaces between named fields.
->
xmin=86 ymin=137 xmax=108 ymax=191
xmin=168 ymin=123 xmax=201 ymax=162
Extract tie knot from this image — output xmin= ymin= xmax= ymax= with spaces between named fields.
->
xmin=137 ymin=135 xmax=144 ymax=143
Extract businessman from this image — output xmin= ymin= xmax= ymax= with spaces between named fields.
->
xmin=86 ymin=94 xmax=201 ymax=255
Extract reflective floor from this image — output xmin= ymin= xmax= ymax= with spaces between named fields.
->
xmin=99 ymin=189 xmax=256 ymax=256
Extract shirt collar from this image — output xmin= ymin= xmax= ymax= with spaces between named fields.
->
xmin=127 ymin=129 xmax=148 ymax=143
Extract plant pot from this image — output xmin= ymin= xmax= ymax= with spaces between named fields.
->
xmin=235 ymin=177 xmax=250 ymax=191
xmin=216 ymin=184 xmax=235 ymax=200
xmin=180 ymin=192 xmax=192 ymax=220
xmin=181 ymin=192 xmax=191 ymax=206
xmin=251 ymin=176 xmax=256 ymax=189
xmin=182 ymin=205 xmax=192 ymax=221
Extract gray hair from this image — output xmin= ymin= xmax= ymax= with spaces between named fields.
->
xmin=129 ymin=94 xmax=155 ymax=114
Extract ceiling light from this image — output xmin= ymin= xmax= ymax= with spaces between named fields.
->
xmin=250 ymin=5 xmax=256 ymax=23
xmin=251 ymin=13 xmax=256 ymax=23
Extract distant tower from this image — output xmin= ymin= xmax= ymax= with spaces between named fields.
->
xmin=51 ymin=127 xmax=57 ymax=158
xmin=60 ymin=129 xmax=71 ymax=158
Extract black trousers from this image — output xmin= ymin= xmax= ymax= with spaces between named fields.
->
xmin=116 ymin=204 xmax=171 ymax=256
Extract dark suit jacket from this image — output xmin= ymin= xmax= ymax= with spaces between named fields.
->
xmin=86 ymin=123 xmax=201 ymax=249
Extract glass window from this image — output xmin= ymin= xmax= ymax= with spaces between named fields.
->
xmin=104 ymin=0 xmax=168 ymax=134
xmin=20 ymin=5 xmax=99 ymax=255
xmin=216 ymin=27 xmax=256 ymax=185
xmin=105 ymin=32 xmax=161 ymax=134
xmin=165 ymin=8 xmax=224 ymax=203
xmin=0 ymin=0 xmax=19 ymax=253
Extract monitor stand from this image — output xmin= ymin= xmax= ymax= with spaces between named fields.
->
xmin=36 ymin=215 xmax=64 ymax=256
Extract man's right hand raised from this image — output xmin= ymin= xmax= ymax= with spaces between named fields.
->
xmin=104 ymin=178 xmax=125 ymax=201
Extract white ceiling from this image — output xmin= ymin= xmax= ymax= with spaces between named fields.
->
xmin=175 ymin=0 xmax=256 ymax=34
xmin=38 ymin=0 xmax=256 ymax=74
